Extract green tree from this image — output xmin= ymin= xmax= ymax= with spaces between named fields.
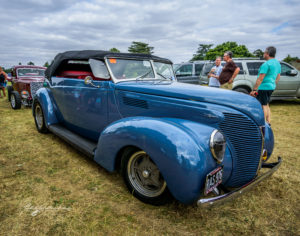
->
xmin=109 ymin=48 xmax=120 ymax=53
xmin=190 ymin=44 xmax=213 ymax=61
xmin=253 ymin=49 xmax=264 ymax=58
xmin=18 ymin=62 xmax=22 ymax=65
xmin=283 ymin=54 xmax=299 ymax=64
xmin=205 ymin=41 xmax=254 ymax=60
xmin=43 ymin=61 xmax=50 ymax=67
xmin=27 ymin=61 xmax=35 ymax=65
xmin=128 ymin=41 xmax=154 ymax=54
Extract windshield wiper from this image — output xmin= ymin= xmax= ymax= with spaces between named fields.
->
xmin=156 ymin=72 xmax=172 ymax=81
xmin=136 ymin=70 xmax=153 ymax=81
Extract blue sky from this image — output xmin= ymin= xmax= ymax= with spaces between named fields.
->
xmin=0 ymin=0 xmax=299 ymax=68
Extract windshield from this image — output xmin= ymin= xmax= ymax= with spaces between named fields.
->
xmin=17 ymin=68 xmax=45 ymax=77
xmin=107 ymin=58 xmax=155 ymax=80
xmin=107 ymin=58 xmax=174 ymax=81
xmin=153 ymin=62 xmax=175 ymax=80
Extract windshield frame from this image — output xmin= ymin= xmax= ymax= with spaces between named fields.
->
xmin=16 ymin=68 xmax=45 ymax=77
xmin=104 ymin=57 xmax=174 ymax=83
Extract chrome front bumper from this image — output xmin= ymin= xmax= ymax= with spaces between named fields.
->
xmin=197 ymin=157 xmax=282 ymax=207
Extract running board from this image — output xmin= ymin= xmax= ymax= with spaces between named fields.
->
xmin=48 ymin=124 xmax=97 ymax=158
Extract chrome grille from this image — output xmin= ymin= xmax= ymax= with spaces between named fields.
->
xmin=219 ymin=113 xmax=262 ymax=187
xmin=30 ymin=82 xmax=43 ymax=98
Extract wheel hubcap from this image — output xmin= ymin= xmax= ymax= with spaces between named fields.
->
xmin=142 ymin=170 xmax=150 ymax=178
xmin=11 ymin=94 xmax=15 ymax=107
xmin=35 ymin=105 xmax=43 ymax=129
xmin=127 ymin=151 xmax=167 ymax=197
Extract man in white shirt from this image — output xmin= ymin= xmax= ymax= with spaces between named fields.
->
xmin=208 ymin=57 xmax=223 ymax=88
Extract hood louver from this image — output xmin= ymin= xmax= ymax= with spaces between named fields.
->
xmin=122 ymin=96 xmax=149 ymax=109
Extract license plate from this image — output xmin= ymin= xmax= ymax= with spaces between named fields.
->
xmin=204 ymin=166 xmax=223 ymax=195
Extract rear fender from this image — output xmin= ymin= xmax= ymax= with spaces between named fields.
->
xmin=94 ymin=117 xmax=232 ymax=204
xmin=33 ymin=88 xmax=58 ymax=127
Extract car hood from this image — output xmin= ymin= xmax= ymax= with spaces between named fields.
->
xmin=115 ymin=81 xmax=265 ymax=125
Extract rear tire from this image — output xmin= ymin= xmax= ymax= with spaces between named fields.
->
xmin=10 ymin=91 xmax=21 ymax=109
xmin=234 ymin=87 xmax=250 ymax=94
xmin=7 ymin=86 xmax=13 ymax=101
xmin=33 ymin=101 xmax=48 ymax=133
xmin=121 ymin=147 xmax=172 ymax=205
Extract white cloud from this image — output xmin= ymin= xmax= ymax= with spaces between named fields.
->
xmin=0 ymin=0 xmax=299 ymax=68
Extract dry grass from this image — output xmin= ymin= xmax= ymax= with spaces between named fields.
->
xmin=0 ymin=95 xmax=299 ymax=236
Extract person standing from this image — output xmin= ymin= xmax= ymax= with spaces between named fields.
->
xmin=250 ymin=46 xmax=281 ymax=125
xmin=208 ymin=56 xmax=223 ymax=88
xmin=0 ymin=66 xmax=8 ymax=98
xmin=219 ymin=51 xmax=240 ymax=89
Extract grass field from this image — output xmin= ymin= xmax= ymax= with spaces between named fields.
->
xmin=0 ymin=95 xmax=299 ymax=235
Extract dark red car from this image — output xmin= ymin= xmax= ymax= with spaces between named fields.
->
xmin=7 ymin=65 xmax=46 ymax=109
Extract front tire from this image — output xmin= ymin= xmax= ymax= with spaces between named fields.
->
xmin=33 ymin=101 xmax=48 ymax=133
xmin=10 ymin=91 xmax=21 ymax=109
xmin=121 ymin=148 xmax=171 ymax=205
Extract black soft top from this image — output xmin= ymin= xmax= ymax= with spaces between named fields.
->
xmin=45 ymin=50 xmax=172 ymax=79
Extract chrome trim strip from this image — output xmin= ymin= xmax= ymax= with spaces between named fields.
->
xmin=257 ymin=125 xmax=265 ymax=174
xmin=197 ymin=157 xmax=282 ymax=208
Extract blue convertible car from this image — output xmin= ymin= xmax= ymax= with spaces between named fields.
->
xmin=33 ymin=50 xmax=281 ymax=206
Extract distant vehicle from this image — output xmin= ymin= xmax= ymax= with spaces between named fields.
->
xmin=7 ymin=65 xmax=46 ymax=109
xmin=33 ymin=50 xmax=281 ymax=207
xmin=200 ymin=58 xmax=300 ymax=100
xmin=174 ymin=61 xmax=206 ymax=84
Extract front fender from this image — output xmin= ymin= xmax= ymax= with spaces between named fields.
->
xmin=94 ymin=117 xmax=232 ymax=204
xmin=33 ymin=88 xmax=58 ymax=127
xmin=264 ymin=122 xmax=274 ymax=159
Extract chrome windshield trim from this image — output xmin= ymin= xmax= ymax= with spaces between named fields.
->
xmin=197 ymin=156 xmax=282 ymax=208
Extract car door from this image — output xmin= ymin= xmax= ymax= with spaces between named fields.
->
xmin=245 ymin=62 xmax=264 ymax=87
xmin=234 ymin=62 xmax=246 ymax=80
xmin=175 ymin=64 xmax=197 ymax=84
xmin=272 ymin=62 xmax=300 ymax=97
xmin=62 ymin=77 xmax=108 ymax=141
xmin=200 ymin=62 xmax=214 ymax=84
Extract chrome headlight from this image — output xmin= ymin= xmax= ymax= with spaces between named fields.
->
xmin=210 ymin=130 xmax=226 ymax=163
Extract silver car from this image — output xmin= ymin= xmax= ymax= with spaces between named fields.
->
xmin=200 ymin=58 xmax=300 ymax=100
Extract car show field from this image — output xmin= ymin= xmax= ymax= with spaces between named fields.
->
xmin=0 ymin=96 xmax=299 ymax=235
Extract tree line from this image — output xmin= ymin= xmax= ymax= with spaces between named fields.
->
xmin=3 ymin=41 xmax=299 ymax=72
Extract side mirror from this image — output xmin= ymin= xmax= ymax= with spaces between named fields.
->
xmin=84 ymin=76 xmax=100 ymax=88
xmin=287 ymin=70 xmax=298 ymax=76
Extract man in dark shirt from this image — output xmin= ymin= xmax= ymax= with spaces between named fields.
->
xmin=219 ymin=51 xmax=240 ymax=89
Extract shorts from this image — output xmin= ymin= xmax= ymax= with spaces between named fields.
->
xmin=256 ymin=90 xmax=273 ymax=105
xmin=0 ymin=82 xmax=6 ymax=88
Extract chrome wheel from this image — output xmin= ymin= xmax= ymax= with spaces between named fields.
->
xmin=35 ymin=104 xmax=44 ymax=129
xmin=127 ymin=151 xmax=167 ymax=197
xmin=10 ymin=94 xmax=15 ymax=108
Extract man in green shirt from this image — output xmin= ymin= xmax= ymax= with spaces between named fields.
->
xmin=250 ymin=46 xmax=281 ymax=125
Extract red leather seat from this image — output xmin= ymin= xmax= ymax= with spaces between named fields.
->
xmin=59 ymin=70 xmax=94 ymax=79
